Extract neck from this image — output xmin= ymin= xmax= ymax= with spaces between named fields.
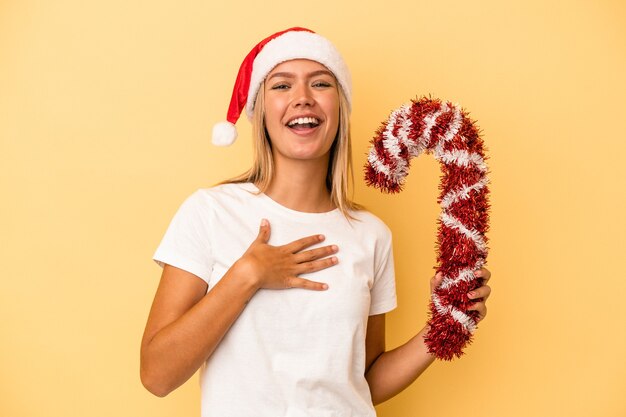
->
xmin=263 ymin=157 xmax=335 ymax=213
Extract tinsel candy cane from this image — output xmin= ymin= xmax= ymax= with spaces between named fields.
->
xmin=364 ymin=97 xmax=490 ymax=360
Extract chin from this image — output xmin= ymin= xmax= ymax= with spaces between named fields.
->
xmin=275 ymin=145 xmax=331 ymax=162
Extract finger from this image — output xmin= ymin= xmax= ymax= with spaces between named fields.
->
xmin=467 ymin=285 xmax=491 ymax=301
xmin=284 ymin=277 xmax=329 ymax=291
xmin=467 ymin=303 xmax=487 ymax=322
xmin=283 ymin=234 xmax=326 ymax=254
xmin=293 ymin=245 xmax=338 ymax=263
xmin=255 ymin=218 xmax=271 ymax=244
xmin=293 ymin=256 xmax=338 ymax=275
xmin=430 ymin=272 xmax=444 ymax=292
xmin=474 ymin=267 xmax=491 ymax=282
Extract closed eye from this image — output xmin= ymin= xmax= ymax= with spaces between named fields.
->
xmin=270 ymin=83 xmax=290 ymax=90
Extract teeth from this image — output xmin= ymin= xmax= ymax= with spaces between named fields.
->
xmin=288 ymin=117 xmax=320 ymax=126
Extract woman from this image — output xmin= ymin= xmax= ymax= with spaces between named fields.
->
xmin=140 ymin=27 xmax=491 ymax=416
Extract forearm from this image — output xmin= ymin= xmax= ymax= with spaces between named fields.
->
xmin=140 ymin=263 xmax=257 ymax=396
xmin=365 ymin=326 xmax=436 ymax=405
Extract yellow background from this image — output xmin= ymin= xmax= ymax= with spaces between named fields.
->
xmin=2 ymin=0 xmax=625 ymax=416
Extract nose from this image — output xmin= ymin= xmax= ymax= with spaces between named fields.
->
xmin=292 ymin=83 xmax=314 ymax=107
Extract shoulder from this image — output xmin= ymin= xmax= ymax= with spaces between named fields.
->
xmin=185 ymin=182 xmax=257 ymax=209
xmin=167 ymin=182 xmax=259 ymax=231
xmin=346 ymin=208 xmax=393 ymax=241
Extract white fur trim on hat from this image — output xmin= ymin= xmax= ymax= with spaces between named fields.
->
xmin=245 ymin=31 xmax=352 ymax=120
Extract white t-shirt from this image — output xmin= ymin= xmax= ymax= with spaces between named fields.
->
xmin=154 ymin=182 xmax=397 ymax=417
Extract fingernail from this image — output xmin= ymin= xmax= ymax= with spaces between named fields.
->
xmin=261 ymin=218 xmax=268 ymax=227
xmin=331 ymin=256 xmax=338 ymax=264
xmin=468 ymin=291 xmax=475 ymax=298
xmin=321 ymin=283 xmax=329 ymax=290
xmin=331 ymin=245 xmax=338 ymax=252
xmin=474 ymin=270 xmax=481 ymax=277
xmin=319 ymin=234 xmax=325 ymax=241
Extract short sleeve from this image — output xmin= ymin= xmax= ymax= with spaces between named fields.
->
xmin=369 ymin=227 xmax=398 ymax=315
xmin=153 ymin=191 xmax=215 ymax=284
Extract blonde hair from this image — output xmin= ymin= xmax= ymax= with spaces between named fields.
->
xmin=223 ymin=82 xmax=362 ymax=218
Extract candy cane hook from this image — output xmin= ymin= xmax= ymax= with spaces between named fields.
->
xmin=364 ymin=97 xmax=490 ymax=360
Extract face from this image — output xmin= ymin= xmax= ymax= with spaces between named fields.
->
xmin=263 ymin=59 xmax=340 ymax=166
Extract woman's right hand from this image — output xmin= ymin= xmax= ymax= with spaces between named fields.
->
xmin=233 ymin=218 xmax=338 ymax=291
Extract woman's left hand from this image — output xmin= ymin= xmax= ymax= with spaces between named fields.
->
xmin=430 ymin=268 xmax=492 ymax=322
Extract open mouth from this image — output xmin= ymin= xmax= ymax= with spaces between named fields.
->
xmin=286 ymin=117 xmax=321 ymax=130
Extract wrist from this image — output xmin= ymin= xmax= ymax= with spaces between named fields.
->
xmin=230 ymin=258 xmax=262 ymax=293
xmin=417 ymin=326 xmax=437 ymax=359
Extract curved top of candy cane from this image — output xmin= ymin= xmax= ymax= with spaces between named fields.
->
xmin=364 ymin=97 xmax=487 ymax=194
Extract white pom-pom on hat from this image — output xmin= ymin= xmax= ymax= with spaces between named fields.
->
xmin=212 ymin=27 xmax=352 ymax=147
xmin=212 ymin=121 xmax=238 ymax=146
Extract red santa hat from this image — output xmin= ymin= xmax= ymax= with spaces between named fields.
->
xmin=212 ymin=27 xmax=353 ymax=146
